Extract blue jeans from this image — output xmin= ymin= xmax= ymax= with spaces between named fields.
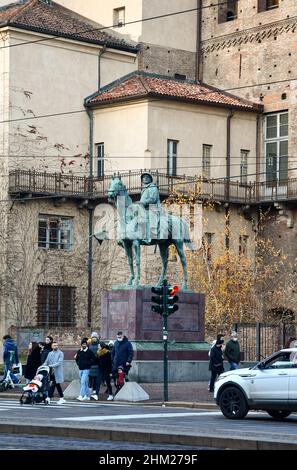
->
xmin=3 ymin=365 xmax=18 ymax=383
xmin=79 ymin=369 xmax=90 ymax=397
xmin=229 ymin=362 xmax=238 ymax=370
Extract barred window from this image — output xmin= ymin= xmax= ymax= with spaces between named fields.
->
xmin=218 ymin=0 xmax=238 ymax=23
xmin=37 ymin=285 xmax=75 ymax=327
xmin=38 ymin=215 xmax=72 ymax=250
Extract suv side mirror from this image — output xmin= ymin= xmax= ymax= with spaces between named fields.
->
xmin=257 ymin=361 xmax=265 ymax=370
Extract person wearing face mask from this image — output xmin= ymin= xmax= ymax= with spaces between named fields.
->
xmin=111 ymin=331 xmax=133 ymax=378
xmin=225 ymin=331 xmax=241 ymax=370
xmin=75 ymin=338 xmax=95 ymax=401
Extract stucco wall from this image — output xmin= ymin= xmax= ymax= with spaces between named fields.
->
xmin=56 ymin=0 xmax=198 ymax=52
xmin=7 ymin=29 xmax=137 ymax=175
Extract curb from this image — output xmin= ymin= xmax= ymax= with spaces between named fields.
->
xmin=0 ymin=422 xmax=296 ymax=450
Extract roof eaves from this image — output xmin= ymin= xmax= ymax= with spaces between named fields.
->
xmin=199 ymin=81 xmax=263 ymax=112
xmin=85 ymin=93 xmax=150 ymax=108
xmin=4 ymin=21 xmax=138 ymax=53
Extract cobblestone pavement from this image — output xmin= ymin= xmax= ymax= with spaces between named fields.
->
xmin=0 ymin=434 xmax=207 ymax=450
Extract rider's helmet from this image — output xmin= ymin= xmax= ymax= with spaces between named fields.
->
xmin=141 ymin=171 xmax=153 ymax=183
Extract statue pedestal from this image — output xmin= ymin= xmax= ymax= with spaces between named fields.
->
xmin=101 ymin=288 xmax=207 ymax=360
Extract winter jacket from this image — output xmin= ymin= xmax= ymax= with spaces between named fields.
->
xmin=40 ymin=348 xmax=50 ymax=364
xmin=111 ymin=336 xmax=133 ymax=373
xmin=43 ymin=349 xmax=64 ymax=383
xmin=75 ymin=348 xmax=95 ymax=370
xmin=24 ymin=346 xmax=41 ymax=380
xmin=88 ymin=341 xmax=101 ymax=378
xmin=225 ymin=339 xmax=241 ymax=364
xmin=96 ymin=348 xmax=112 ymax=380
xmin=3 ymin=339 xmax=19 ymax=366
xmin=209 ymin=345 xmax=224 ymax=373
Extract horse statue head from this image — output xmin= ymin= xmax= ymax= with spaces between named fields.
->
xmin=107 ymin=176 xmax=127 ymax=203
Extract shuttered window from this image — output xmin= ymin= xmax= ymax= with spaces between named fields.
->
xmin=258 ymin=0 xmax=279 ymax=12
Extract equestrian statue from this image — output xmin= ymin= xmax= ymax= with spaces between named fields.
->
xmin=96 ymin=172 xmax=193 ymax=289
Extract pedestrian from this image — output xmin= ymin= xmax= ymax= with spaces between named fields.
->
xmin=225 ymin=331 xmax=241 ymax=370
xmin=38 ymin=342 xmax=49 ymax=363
xmin=209 ymin=338 xmax=224 ymax=393
xmin=42 ymin=340 xmax=65 ymax=405
xmin=2 ymin=334 xmax=20 ymax=384
xmin=208 ymin=333 xmax=225 ymax=357
xmin=44 ymin=335 xmax=53 ymax=356
xmin=24 ymin=341 xmax=41 ymax=383
xmin=88 ymin=332 xmax=101 ymax=401
xmin=96 ymin=342 xmax=113 ymax=401
xmin=111 ymin=331 xmax=133 ymax=378
xmin=75 ymin=338 xmax=95 ymax=401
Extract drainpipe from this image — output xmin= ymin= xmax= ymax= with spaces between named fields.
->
xmin=98 ymin=44 xmax=107 ymax=89
xmin=225 ymin=109 xmax=234 ymax=249
xmin=195 ymin=0 xmax=202 ymax=82
xmin=256 ymin=114 xmax=261 ymax=201
xmin=86 ymin=108 xmax=94 ymax=327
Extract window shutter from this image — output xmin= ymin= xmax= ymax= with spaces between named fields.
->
xmin=218 ymin=3 xmax=227 ymax=23
xmin=258 ymin=0 xmax=267 ymax=12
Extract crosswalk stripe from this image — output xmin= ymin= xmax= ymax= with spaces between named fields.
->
xmin=54 ymin=411 xmax=223 ymax=422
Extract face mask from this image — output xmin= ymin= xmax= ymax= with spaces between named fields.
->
xmin=232 ymin=338 xmax=238 ymax=341
xmin=117 ymin=338 xmax=123 ymax=342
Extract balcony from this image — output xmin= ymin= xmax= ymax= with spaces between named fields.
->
xmin=8 ymin=169 xmax=297 ymax=204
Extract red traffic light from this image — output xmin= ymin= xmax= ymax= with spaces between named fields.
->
xmin=169 ymin=285 xmax=179 ymax=295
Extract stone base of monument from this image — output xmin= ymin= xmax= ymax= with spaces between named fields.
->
xmin=63 ymin=379 xmax=80 ymax=398
xmin=114 ymin=382 xmax=149 ymax=402
xmin=101 ymin=288 xmax=205 ymax=357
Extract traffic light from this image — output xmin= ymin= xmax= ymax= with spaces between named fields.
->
xmin=151 ymin=285 xmax=164 ymax=315
xmin=166 ymin=285 xmax=179 ymax=315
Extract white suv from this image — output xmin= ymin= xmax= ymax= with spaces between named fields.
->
xmin=214 ymin=348 xmax=297 ymax=420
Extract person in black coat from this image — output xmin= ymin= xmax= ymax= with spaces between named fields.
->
xmin=24 ymin=342 xmax=41 ymax=382
xmin=95 ymin=342 xmax=113 ymax=401
xmin=111 ymin=331 xmax=133 ymax=376
xmin=209 ymin=339 xmax=224 ymax=393
xmin=75 ymin=338 xmax=95 ymax=400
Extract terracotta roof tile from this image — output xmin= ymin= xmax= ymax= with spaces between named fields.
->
xmin=86 ymin=71 xmax=263 ymax=112
xmin=0 ymin=0 xmax=137 ymax=52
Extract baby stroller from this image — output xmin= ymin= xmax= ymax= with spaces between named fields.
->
xmin=20 ymin=365 xmax=50 ymax=405
xmin=0 ymin=363 xmax=22 ymax=392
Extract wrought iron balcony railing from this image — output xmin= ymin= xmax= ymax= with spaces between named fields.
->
xmin=8 ymin=169 xmax=297 ymax=204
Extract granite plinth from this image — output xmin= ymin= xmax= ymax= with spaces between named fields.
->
xmin=101 ymin=288 xmax=205 ymax=360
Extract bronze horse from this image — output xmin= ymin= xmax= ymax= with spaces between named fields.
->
xmin=104 ymin=177 xmax=193 ymax=289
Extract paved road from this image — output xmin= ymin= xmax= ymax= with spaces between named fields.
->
xmin=0 ymin=398 xmax=296 ymax=448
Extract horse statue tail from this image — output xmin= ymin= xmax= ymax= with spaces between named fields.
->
xmin=182 ymin=219 xmax=196 ymax=251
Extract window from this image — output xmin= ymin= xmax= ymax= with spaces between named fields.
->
xmin=38 ymin=215 xmax=72 ymax=250
xmin=240 ymin=150 xmax=249 ymax=184
xmin=258 ymin=0 xmax=279 ymax=12
xmin=203 ymin=232 xmax=213 ymax=261
xmin=218 ymin=0 xmax=238 ymax=23
xmin=113 ymin=6 xmax=125 ymax=26
xmin=37 ymin=285 xmax=75 ymax=327
xmin=265 ymin=112 xmax=288 ymax=185
xmin=95 ymin=142 xmax=104 ymax=178
xmin=239 ymin=235 xmax=248 ymax=257
xmin=202 ymin=144 xmax=212 ymax=179
xmin=167 ymin=140 xmax=178 ymax=176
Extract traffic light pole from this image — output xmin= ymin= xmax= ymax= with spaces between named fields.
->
xmin=162 ymin=280 xmax=169 ymax=404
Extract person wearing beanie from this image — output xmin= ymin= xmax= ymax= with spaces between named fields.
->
xmin=75 ymin=338 xmax=95 ymax=401
xmin=88 ymin=332 xmax=101 ymax=401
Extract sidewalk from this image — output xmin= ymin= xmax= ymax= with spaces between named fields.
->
xmin=0 ymin=381 xmax=216 ymax=408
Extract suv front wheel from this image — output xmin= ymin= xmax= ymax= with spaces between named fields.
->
xmin=219 ymin=386 xmax=248 ymax=419
xmin=267 ymin=410 xmax=291 ymax=420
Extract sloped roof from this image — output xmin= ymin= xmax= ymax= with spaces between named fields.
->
xmin=85 ymin=71 xmax=263 ymax=112
xmin=0 ymin=0 xmax=137 ymax=53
